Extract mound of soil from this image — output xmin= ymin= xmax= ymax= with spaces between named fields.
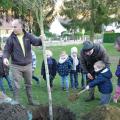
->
xmin=82 ymin=105 xmax=120 ymax=120
xmin=0 ymin=103 xmax=28 ymax=120
xmin=30 ymin=105 xmax=76 ymax=120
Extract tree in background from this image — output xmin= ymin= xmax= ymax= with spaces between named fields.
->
xmin=60 ymin=0 xmax=120 ymax=41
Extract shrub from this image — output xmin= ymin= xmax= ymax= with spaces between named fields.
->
xmin=103 ymin=32 xmax=120 ymax=43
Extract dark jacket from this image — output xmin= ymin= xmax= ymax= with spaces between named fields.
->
xmin=80 ymin=44 xmax=110 ymax=74
xmin=57 ymin=58 xmax=72 ymax=76
xmin=89 ymin=68 xmax=113 ymax=94
xmin=69 ymin=56 xmax=81 ymax=73
xmin=0 ymin=56 xmax=9 ymax=77
xmin=3 ymin=31 xmax=42 ymax=66
xmin=41 ymin=57 xmax=57 ymax=80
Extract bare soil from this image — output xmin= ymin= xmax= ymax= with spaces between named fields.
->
xmin=0 ymin=103 xmax=28 ymax=120
xmin=29 ymin=105 xmax=76 ymax=120
xmin=81 ymin=105 xmax=120 ymax=120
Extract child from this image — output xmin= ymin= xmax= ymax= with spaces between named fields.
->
xmin=41 ymin=50 xmax=57 ymax=89
xmin=31 ymin=50 xmax=40 ymax=84
xmin=113 ymin=37 xmax=120 ymax=103
xmin=86 ymin=61 xmax=113 ymax=105
xmin=0 ymin=47 xmax=13 ymax=93
xmin=57 ymin=51 xmax=72 ymax=91
xmin=113 ymin=59 xmax=120 ymax=103
xmin=69 ymin=47 xmax=81 ymax=89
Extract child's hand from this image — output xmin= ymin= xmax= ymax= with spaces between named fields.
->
xmin=87 ymin=73 xmax=94 ymax=80
xmin=86 ymin=85 xmax=89 ymax=90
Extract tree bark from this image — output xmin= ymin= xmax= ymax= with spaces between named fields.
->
xmin=35 ymin=0 xmax=53 ymax=120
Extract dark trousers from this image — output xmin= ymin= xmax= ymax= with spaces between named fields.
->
xmin=70 ymin=72 xmax=78 ymax=89
xmin=81 ymin=73 xmax=87 ymax=89
xmin=87 ymin=72 xmax=95 ymax=99
xmin=11 ymin=64 xmax=33 ymax=104
xmin=32 ymin=71 xmax=39 ymax=84
xmin=44 ymin=75 xmax=54 ymax=88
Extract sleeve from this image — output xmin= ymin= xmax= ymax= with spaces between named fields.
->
xmin=98 ymin=45 xmax=110 ymax=67
xmin=3 ymin=38 xmax=13 ymax=59
xmin=80 ymin=52 xmax=89 ymax=74
xmin=77 ymin=57 xmax=81 ymax=73
xmin=68 ymin=59 xmax=72 ymax=72
xmin=29 ymin=33 xmax=42 ymax=46
xmin=52 ymin=59 xmax=57 ymax=77
xmin=41 ymin=61 xmax=45 ymax=76
xmin=89 ymin=75 xmax=106 ymax=88
xmin=32 ymin=51 xmax=36 ymax=70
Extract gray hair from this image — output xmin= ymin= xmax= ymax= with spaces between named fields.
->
xmin=12 ymin=19 xmax=25 ymax=29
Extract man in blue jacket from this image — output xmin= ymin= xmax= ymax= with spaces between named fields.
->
xmin=3 ymin=19 xmax=43 ymax=105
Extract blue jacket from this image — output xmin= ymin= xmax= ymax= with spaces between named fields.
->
xmin=3 ymin=31 xmax=42 ymax=66
xmin=89 ymin=68 xmax=113 ymax=94
xmin=57 ymin=58 xmax=72 ymax=76
xmin=41 ymin=57 xmax=57 ymax=80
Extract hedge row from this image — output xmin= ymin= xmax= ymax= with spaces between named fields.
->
xmin=103 ymin=33 xmax=120 ymax=43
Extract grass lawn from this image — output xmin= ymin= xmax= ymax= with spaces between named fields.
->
xmin=4 ymin=43 xmax=120 ymax=119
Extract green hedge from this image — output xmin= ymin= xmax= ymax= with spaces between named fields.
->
xmin=103 ymin=32 xmax=120 ymax=43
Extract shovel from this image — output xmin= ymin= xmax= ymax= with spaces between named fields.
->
xmin=68 ymin=88 xmax=88 ymax=102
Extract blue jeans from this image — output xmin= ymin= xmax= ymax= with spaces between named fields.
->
xmin=100 ymin=93 xmax=111 ymax=105
xmin=0 ymin=77 xmax=5 ymax=93
xmin=61 ymin=76 xmax=69 ymax=91
xmin=70 ymin=72 xmax=78 ymax=89
xmin=0 ymin=75 xmax=12 ymax=93
xmin=5 ymin=75 xmax=13 ymax=89
xmin=81 ymin=73 xmax=87 ymax=89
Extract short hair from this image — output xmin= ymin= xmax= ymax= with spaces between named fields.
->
xmin=46 ymin=50 xmax=53 ymax=57
xmin=94 ymin=61 xmax=105 ymax=70
xmin=60 ymin=51 xmax=67 ymax=56
xmin=12 ymin=19 xmax=25 ymax=29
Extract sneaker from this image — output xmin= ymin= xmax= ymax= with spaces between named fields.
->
xmin=10 ymin=88 xmax=13 ymax=91
xmin=66 ymin=90 xmax=69 ymax=96
xmin=113 ymin=99 xmax=118 ymax=103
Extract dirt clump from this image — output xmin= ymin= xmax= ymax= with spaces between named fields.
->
xmin=81 ymin=105 xmax=120 ymax=120
xmin=0 ymin=103 xmax=28 ymax=120
xmin=30 ymin=105 xmax=76 ymax=120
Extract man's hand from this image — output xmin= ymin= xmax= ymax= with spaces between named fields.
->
xmin=3 ymin=58 xmax=9 ymax=66
xmin=40 ymin=34 xmax=46 ymax=41
xmin=87 ymin=73 xmax=94 ymax=80
xmin=86 ymin=85 xmax=90 ymax=90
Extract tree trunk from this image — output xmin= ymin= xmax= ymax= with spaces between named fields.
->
xmin=35 ymin=1 xmax=53 ymax=120
xmin=90 ymin=0 xmax=95 ymax=41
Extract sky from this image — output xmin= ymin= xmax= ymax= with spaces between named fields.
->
xmin=49 ymin=0 xmax=66 ymax=35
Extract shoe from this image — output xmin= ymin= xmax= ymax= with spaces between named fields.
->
xmin=85 ymin=97 xmax=95 ymax=102
xmin=113 ymin=99 xmax=118 ymax=103
xmin=36 ymin=80 xmax=40 ymax=85
xmin=10 ymin=88 xmax=13 ymax=91
xmin=62 ymin=87 xmax=65 ymax=91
